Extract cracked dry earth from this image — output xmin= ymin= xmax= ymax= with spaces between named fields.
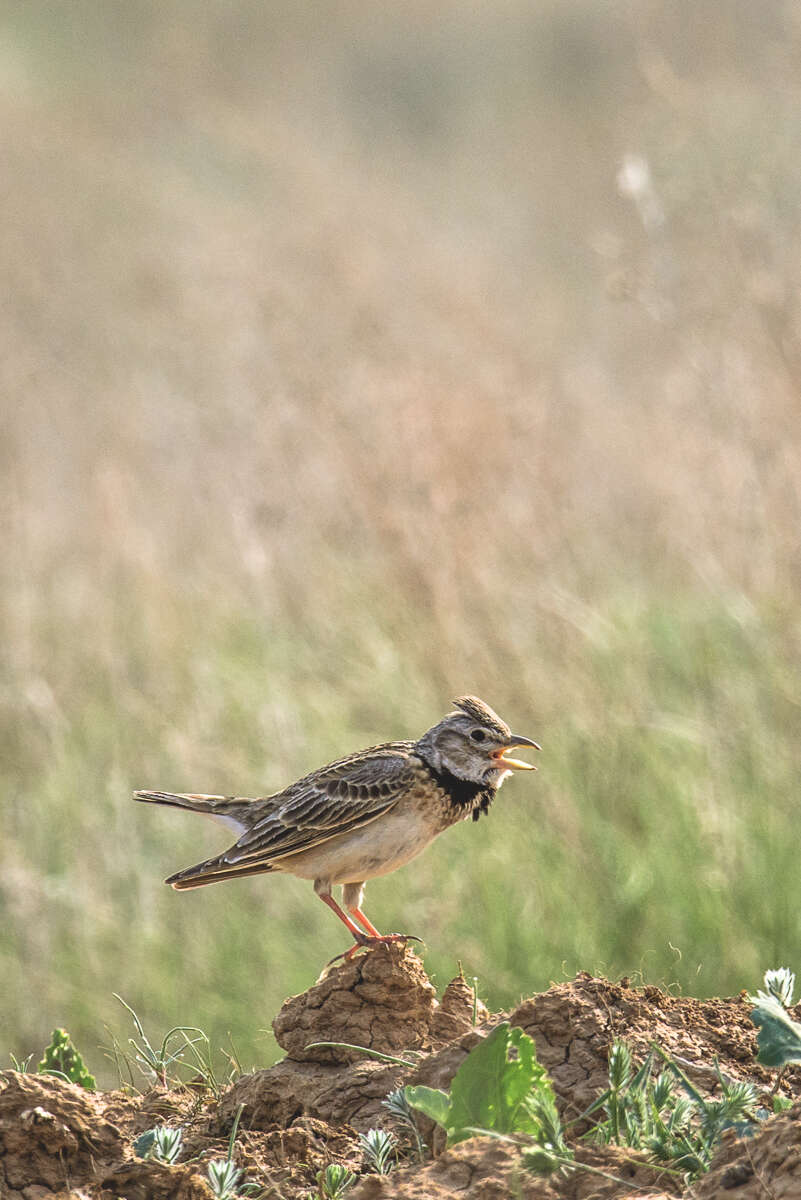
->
xmin=2 ymin=947 xmax=800 ymax=1199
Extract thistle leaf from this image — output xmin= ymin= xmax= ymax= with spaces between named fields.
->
xmin=750 ymin=995 xmax=801 ymax=1068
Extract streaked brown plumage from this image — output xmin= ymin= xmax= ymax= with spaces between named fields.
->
xmin=134 ymin=696 xmax=539 ymax=957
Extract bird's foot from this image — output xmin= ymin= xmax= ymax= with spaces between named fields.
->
xmin=328 ymin=932 xmax=422 ymax=965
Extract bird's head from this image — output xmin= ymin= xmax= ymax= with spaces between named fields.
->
xmin=416 ymin=695 xmax=540 ymax=787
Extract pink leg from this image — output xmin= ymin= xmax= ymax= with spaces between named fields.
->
xmin=318 ymin=891 xmax=369 ymax=941
xmin=318 ymin=892 xmax=419 ymax=962
xmin=348 ymin=905 xmax=383 ymax=938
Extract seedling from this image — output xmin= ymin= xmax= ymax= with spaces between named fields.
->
xmin=761 ymin=967 xmax=795 ymax=1009
xmin=205 ymin=1102 xmax=261 ymax=1198
xmin=38 ymin=1028 xmax=96 ymax=1089
xmin=9 ymin=1052 xmax=34 ymax=1073
xmin=750 ymin=965 xmax=801 ymax=1099
xmin=207 ymin=1159 xmax=248 ymax=1198
xmin=311 ymin=1164 xmax=355 ymax=1199
xmin=583 ymin=1039 xmax=760 ymax=1179
xmin=105 ymin=994 xmax=229 ymax=1094
xmin=358 ymin=1128 xmax=396 ymax=1174
xmin=133 ymin=1125 xmax=183 ymax=1164
xmin=383 ymin=1087 xmax=427 ymax=1161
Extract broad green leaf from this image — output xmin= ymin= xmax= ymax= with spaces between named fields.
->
xmin=750 ymin=996 xmax=801 ymax=1067
xmin=445 ymin=1022 xmax=554 ymax=1145
xmin=404 ymin=1086 xmax=451 ymax=1130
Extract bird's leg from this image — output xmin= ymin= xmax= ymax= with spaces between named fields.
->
xmin=347 ymin=905 xmax=383 ymax=938
xmin=316 ymin=891 xmax=370 ymax=943
xmin=346 ymin=903 xmax=416 ymax=945
xmin=316 ymin=881 xmax=422 ymax=963
xmin=341 ymin=883 xmax=421 ymax=957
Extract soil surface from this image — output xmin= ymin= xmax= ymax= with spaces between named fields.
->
xmin=2 ymin=946 xmax=798 ymax=1199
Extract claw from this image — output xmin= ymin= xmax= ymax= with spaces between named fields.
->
xmin=326 ymin=932 xmax=422 ymax=966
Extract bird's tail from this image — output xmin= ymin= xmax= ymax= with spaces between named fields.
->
xmin=164 ymin=857 xmax=276 ymax=890
xmin=133 ymin=790 xmax=233 ymax=814
xmin=134 ymin=789 xmax=271 ymax=889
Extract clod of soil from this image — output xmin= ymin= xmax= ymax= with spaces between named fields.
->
xmin=0 ymin=1071 xmax=125 ymax=1194
xmin=217 ymin=1055 xmax=408 ymax=1133
xmin=431 ymin=972 xmax=490 ymax=1042
xmin=220 ymin=945 xmax=488 ymax=1134
xmin=272 ymin=942 xmax=437 ymax=1063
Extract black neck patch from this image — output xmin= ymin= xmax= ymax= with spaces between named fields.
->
xmin=426 ymin=762 xmax=495 ymax=821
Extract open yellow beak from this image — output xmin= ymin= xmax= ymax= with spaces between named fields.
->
xmin=491 ymin=735 xmax=541 ymax=771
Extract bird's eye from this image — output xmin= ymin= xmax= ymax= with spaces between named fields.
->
xmin=470 ymin=729 xmax=486 ymax=743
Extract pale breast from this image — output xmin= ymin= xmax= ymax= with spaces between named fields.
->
xmin=270 ymin=781 xmax=456 ymax=885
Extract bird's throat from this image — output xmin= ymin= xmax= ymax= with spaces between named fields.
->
xmin=425 ymin=762 xmax=496 ymax=822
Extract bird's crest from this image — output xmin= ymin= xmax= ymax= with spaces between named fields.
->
xmin=451 ymin=695 xmax=511 ymax=739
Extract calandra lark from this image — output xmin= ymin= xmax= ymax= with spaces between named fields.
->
xmin=134 ymin=696 xmax=539 ymax=957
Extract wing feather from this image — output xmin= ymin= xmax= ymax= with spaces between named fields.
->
xmin=217 ymin=742 xmax=417 ymax=868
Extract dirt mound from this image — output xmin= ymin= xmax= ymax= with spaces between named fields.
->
xmin=0 ymin=1071 xmax=125 ymax=1194
xmin=1 ymin=951 xmax=798 ymax=1200
xmin=509 ymin=972 xmax=774 ymax=1121
xmin=272 ymin=942 xmax=437 ymax=1063
xmin=219 ymin=944 xmax=485 ymax=1133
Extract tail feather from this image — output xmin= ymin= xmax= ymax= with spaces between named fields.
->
xmin=133 ymin=790 xmax=231 ymax=812
xmin=134 ymin=788 xmax=271 ymax=890
xmin=166 ymin=858 xmax=275 ymax=890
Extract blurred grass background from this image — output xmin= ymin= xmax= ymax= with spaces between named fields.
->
xmin=3 ymin=1 xmax=801 ymax=1085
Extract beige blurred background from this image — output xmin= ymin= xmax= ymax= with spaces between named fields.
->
xmin=3 ymin=2 xmax=801 ymax=1084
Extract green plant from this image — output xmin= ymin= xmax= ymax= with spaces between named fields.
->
xmin=304 ymin=1041 xmax=418 ymax=1067
xmin=133 ymin=1125 xmax=183 ymax=1164
xmin=751 ymin=997 xmax=801 ymax=1065
xmin=383 ymin=1087 xmax=427 ymax=1161
xmin=584 ymin=1039 xmax=760 ymax=1179
xmin=105 ymin=994 xmax=229 ymax=1095
xmin=750 ymin=964 xmax=801 ymax=1102
xmin=9 ymin=1052 xmax=34 ymax=1073
xmin=405 ymin=1022 xmax=570 ymax=1173
xmin=761 ymin=968 xmax=795 ymax=1008
xmin=358 ymin=1128 xmax=396 ymax=1174
xmin=38 ymin=1028 xmax=96 ymax=1089
xmin=207 ymin=1159 xmax=247 ymax=1199
xmin=205 ymin=1103 xmax=261 ymax=1198
xmin=311 ymin=1163 xmax=356 ymax=1199
xmin=750 ymin=965 xmax=801 ymax=1067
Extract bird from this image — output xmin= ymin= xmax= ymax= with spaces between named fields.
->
xmin=134 ymin=695 xmax=540 ymax=959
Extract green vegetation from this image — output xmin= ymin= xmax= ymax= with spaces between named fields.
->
xmin=750 ymin=965 xmax=801 ymax=1090
xmin=134 ymin=1125 xmax=183 ymax=1164
xmin=407 ymin=1022 xmax=569 ymax=1172
xmin=403 ymin=1007 xmax=778 ymax=1184
xmin=104 ymin=995 xmax=238 ymax=1096
xmin=358 ymin=1128 xmax=396 ymax=1175
xmin=585 ymin=1040 xmax=759 ymax=1180
xmin=38 ymin=1028 xmax=96 ymax=1089
xmin=383 ymin=1087 xmax=427 ymax=1161
xmin=309 ymin=1165 xmax=356 ymax=1200
xmin=206 ymin=1105 xmax=260 ymax=1199
xmin=134 ymin=1106 xmax=258 ymax=1198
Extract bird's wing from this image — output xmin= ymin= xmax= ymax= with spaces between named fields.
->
xmin=218 ymin=742 xmax=418 ymax=868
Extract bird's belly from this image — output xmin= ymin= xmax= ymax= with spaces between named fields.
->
xmin=272 ymin=807 xmax=439 ymax=885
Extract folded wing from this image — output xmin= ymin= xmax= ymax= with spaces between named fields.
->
xmin=164 ymin=742 xmax=417 ymax=888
